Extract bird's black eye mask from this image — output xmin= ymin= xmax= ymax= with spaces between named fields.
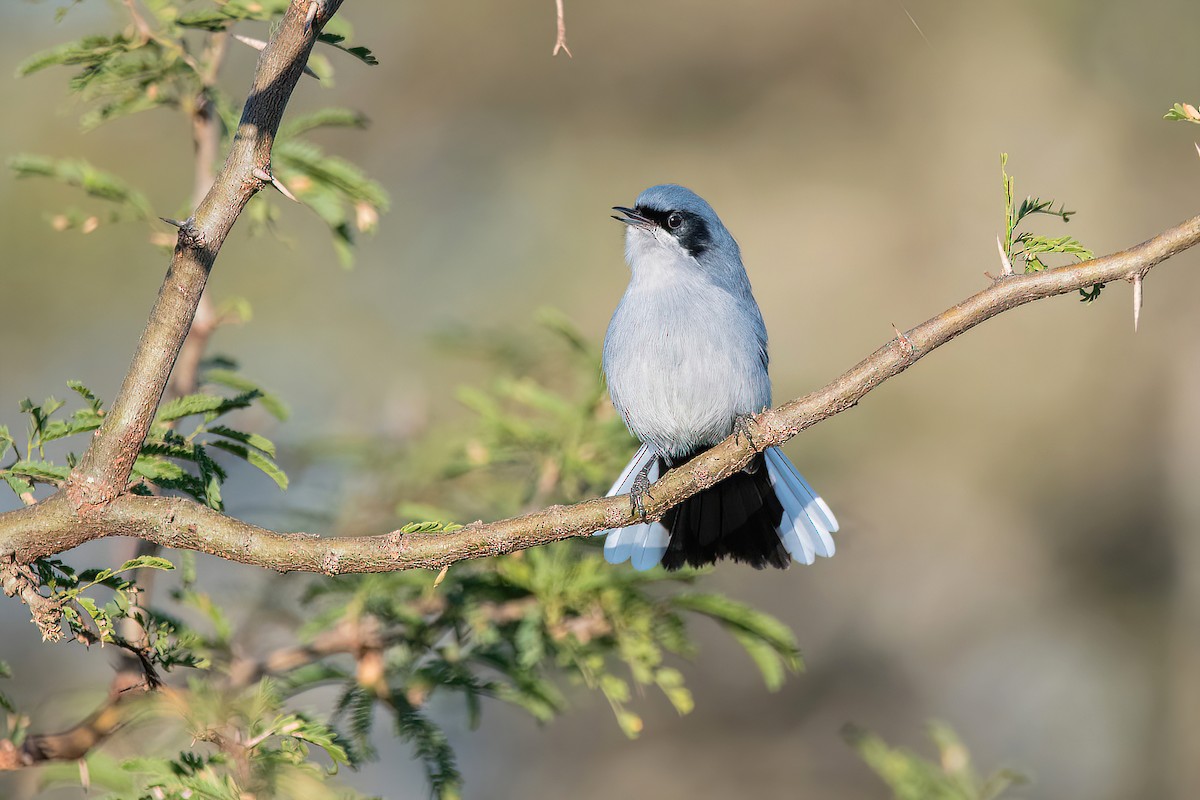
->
xmin=636 ymin=205 xmax=712 ymax=258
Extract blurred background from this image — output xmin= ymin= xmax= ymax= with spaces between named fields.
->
xmin=4 ymin=0 xmax=1200 ymax=797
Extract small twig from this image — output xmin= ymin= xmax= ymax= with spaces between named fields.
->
xmin=553 ymin=0 xmax=572 ymax=57
xmin=898 ymin=2 xmax=930 ymax=45
xmin=121 ymin=0 xmax=154 ymax=44
xmin=0 ymin=672 xmax=153 ymax=770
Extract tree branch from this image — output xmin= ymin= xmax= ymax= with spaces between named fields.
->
xmin=65 ymin=0 xmax=343 ymax=509
xmin=0 ymin=670 xmax=151 ymax=770
xmin=2 ymin=212 xmax=1198 ymax=571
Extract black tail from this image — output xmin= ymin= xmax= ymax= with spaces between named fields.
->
xmin=660 ymin=452 xmax=789 ymax=571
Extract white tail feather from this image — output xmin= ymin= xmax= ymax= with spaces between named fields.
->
xmin=764 ymin=447 xmax=837 ymax=561
xmin=765 ymin=461 xmax=817 ymax=564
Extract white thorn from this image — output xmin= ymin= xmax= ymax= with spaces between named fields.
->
xmin=996 ymin=235 xmax=1014 ymax=276
xmin=251 ymin=167 xmax=300 ymax=203
xmin=305 ymin=1 xmax=319 ymax=33
xmin=233 ymin=33 xmax=319 ymax=79
xmin=1195 ymin=141 xmax=1200 ymax=160
xmin=1133 ymin=273 xmax=1143 ymax=332
xmin=233 ymin=33 xmax=268 ymax=52
xmin=271 ymin=174 xmax=299 ymax=203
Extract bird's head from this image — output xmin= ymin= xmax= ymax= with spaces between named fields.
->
xmin=612 ymin=184 xmax=742 ymax=278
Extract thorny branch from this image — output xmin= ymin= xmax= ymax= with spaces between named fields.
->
xmin=1 ymin=0 xmax=1198 ymax=775
xmin=64 ymin=0 xmax=342 ymax=509
xmin=1 ymin=213 xmax=1199 ymax=573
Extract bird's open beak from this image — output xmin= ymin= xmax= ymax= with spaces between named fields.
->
xmin=611 ymin=206 xmax=657 ymax=231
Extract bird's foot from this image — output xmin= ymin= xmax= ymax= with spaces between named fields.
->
xmin=732 ymin=413 xmax=759 ymax=450
xmin=630 ymin=461 xmax=655 ymax=519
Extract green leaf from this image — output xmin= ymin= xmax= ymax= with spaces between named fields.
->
xmin=615 ymin=709 xmax=643 ymax=738
xmin=317 ymin=33 xmax=379 ymax=66
xmin=845 ymin=722 xmax=1028 ymax=800
xmin=7 ymin=460 xmax=71 ymax=483
xmin=176 ymin=6 xmax=271 ymax=31
xmin=132 ymin=455 xmax=207 ymax=499
xmin=729 ymin=629 xmax=788 ymax=691
xmin=9 ymin=154 xmax=152 ymax=218
xmin=671 ymin=592 xmax=802 ymax=670
xmin=156 ymin=392 xmax=250 ymax=423
xmin=654 ymin=667 xmax=694 ymax=714
xmin=17 ymin=34 xmax=132 ymax=76
xmin=0 ymin=424 xmax=13 ymax=462
xmin=1165 ymin=102 xmax=1200 ymax=123
xmin=208 ymin=440 xmax=289 ymax=490
xmin=203 ymin=370 xmax=290 ymax=420
xmin=3 ymin=474 xmax=34 ymax=498
xmin=392 ymin=703 xmax=462 ymax=796
xmin=280 ymin=108 xmax=371 ymax=137
xmin=206 ymin=425 xmax=277 ymax=458
xmin=116 ymin=555 xmax=176 ymax=573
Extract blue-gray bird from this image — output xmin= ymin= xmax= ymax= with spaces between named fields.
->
xmin=598 ymin=184 xmax=838 ymax=571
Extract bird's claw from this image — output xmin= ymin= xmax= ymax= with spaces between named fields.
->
xmin=733 ymin=413 xmax=758 ymax=450
xmin=630 ymin=464 xmax=654 ymax=519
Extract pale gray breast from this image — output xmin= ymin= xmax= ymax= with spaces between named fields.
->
xmin=603 ymin=276 xmax=771 ymax=458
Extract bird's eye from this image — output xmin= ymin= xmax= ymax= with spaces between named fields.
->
xmin=667 ymin=212 xmax=683 ymax=230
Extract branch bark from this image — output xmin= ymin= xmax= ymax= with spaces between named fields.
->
xmin=2 ymin=212 xmax=1199 ymax=571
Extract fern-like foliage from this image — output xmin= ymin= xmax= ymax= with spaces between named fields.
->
xmin=0 ymin=356 xmax=286 ymax=654
xmin=11 ymin=1 xmax=386 ymax=264
xmin=846 ymin=722 xmax=1027 ymax=800
xmin=1000 ymin=153 xmax=1097 ymax=301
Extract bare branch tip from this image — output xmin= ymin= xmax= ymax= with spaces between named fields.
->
xmin=554 ymin=0 xmax=572 ymax=57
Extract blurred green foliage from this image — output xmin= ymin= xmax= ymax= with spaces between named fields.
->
xmin=845 ymin=722 xmax=1026 ymax=800
xmin=10 ymin=0 xmax=387 ymax=265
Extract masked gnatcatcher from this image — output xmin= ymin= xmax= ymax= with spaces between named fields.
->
xmin=598 ymin=184 xmax=838 ymax=571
